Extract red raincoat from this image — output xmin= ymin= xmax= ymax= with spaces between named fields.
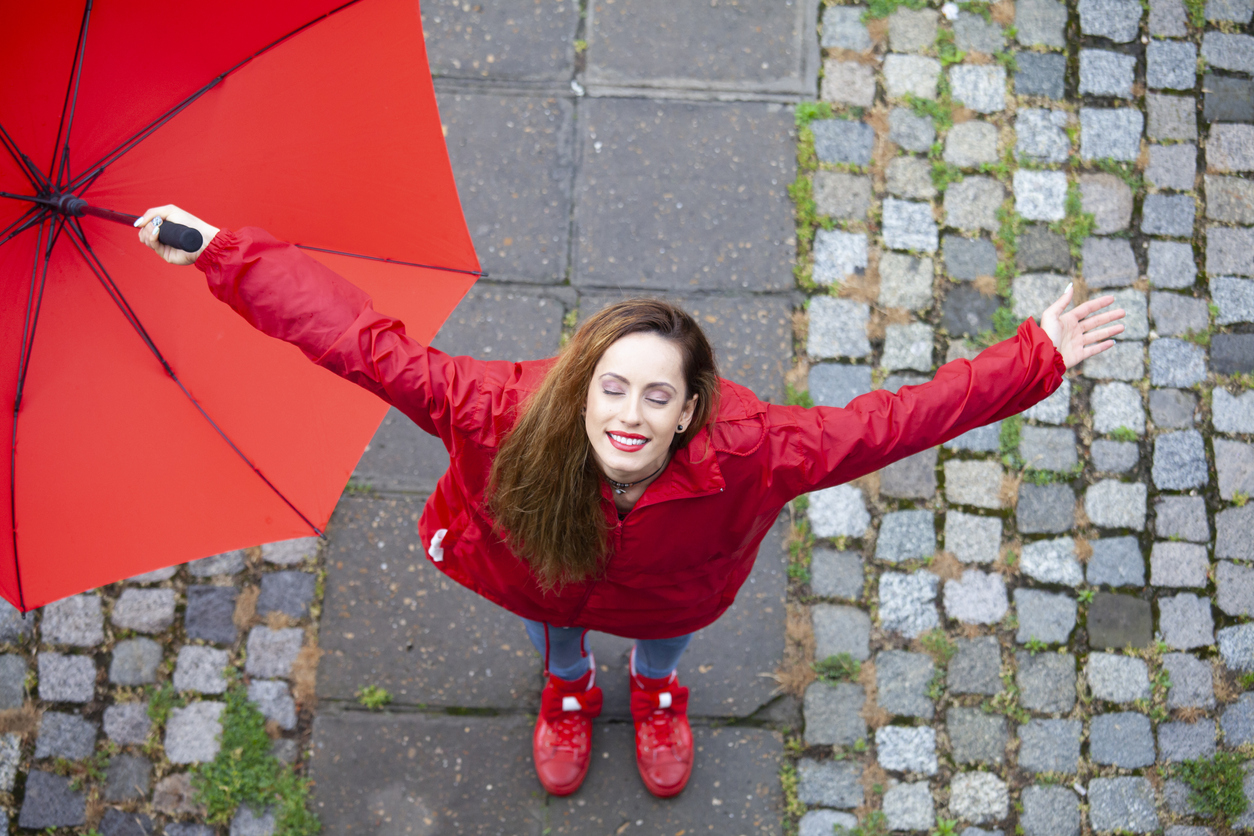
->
xmin=197 ymin=228 xmax=1065 ymax=639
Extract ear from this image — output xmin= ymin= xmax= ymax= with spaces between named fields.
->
xmin=680 ymin=394 xmax=698 ymax=429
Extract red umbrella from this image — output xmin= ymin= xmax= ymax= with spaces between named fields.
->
xmin=1 ymin=0 xmax=480 ymax=611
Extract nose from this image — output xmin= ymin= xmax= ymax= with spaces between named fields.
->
xmin=620 ymin=395 xmax=643 ymax=425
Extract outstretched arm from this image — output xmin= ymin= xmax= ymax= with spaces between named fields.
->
xmin=766 ymin=286 xmax=1125 ymax=498
xmin=134 ymin=206 xmax=524 ymax=446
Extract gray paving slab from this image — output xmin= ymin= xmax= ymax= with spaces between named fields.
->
xmin=318 ymin=494 xmax=542 ymax=709
xmin=351 ymin=408 xmax=450 ymax=494
xmin=422 ymin=1 xmax=581 ymax=82
xmin=310 ymin=711 xmax=544 ymax=836
xmin=437 ymin=92 xmax=576 ymax=284
xmin=353 ymin=285 xmax=568 ymax=492
xmin=585 ymin=0 xmax=818 ymax=98
xmin=573 ymin=98 xmax=795 ymax=292
xmin=312 ymin=709 xmax=782 ymax=834
xmin=585 ymin=514 xmax=788 ymax=719
xmin=549 ymin=723 xmax=783 ymax=834
xmin=579 ymin=292 xmax=794 ymax=402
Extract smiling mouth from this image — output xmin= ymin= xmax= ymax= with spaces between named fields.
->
xmin=608 ymin=432 xmax=648 ymax=451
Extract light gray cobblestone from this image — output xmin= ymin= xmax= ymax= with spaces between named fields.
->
xmin=878 ymin=571 xmax=939 ymax=638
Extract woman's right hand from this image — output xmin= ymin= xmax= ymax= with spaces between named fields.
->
xmin=134 ymin=205 xmax=221 ymax=266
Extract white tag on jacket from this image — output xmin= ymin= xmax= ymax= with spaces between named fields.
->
xmin=658 ymin=692 xmax=672 ymax=709
xmin=562 ymin=696 xmax=581 ymax=712
xmin=428 ymin=528 xmax=447 ymax=562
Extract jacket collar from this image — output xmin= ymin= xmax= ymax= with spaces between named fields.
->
xmin=653 ymin=428 xmax=725 ymax=499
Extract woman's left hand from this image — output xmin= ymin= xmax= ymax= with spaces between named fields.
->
xmin=1039 ymin=283 xmax=1126 ymax=370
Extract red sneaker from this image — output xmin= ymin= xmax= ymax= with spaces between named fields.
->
xmin=533 ymin=663 xmax=602 ymax=796
xmin=629 ymin=646 xmax=694 ymax=798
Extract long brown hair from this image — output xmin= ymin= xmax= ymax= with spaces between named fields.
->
xmin=487 ymin=298 xmax=720 ymax=592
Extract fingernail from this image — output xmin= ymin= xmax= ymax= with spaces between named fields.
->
xmin=133 ymin=219 xmax=142 ymax=227
xmin=1065 ymin=282 xmax=1073 ymax=294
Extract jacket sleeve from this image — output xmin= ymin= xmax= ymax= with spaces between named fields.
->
xmin=194 ymin=227 xmax=522 ymax=445
xmin=766 ymin=316 xmax=1066 ymax=499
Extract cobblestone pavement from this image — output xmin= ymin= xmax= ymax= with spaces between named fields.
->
xmin=791 ymin=0 xmax=1254 ymax=834
xmin=0 ymin=2 xmax=810 ymax=835
xmin=0 ymin=542 xmax=322 ymax=835
xmin=9 ymin=0 xmax=1254 ymax=834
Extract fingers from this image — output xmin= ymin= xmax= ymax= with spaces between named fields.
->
xmin=1078 ymin=309 xmax=1126 ymax=332
xmin=1043 ymin=282 xmax=1075 ymax=318
xmin=135 ymin=206 xmax=170 ymax=250
xmin=133 ymin=204 xmax=176 ymax=229
xmin=1067 ymin=294 xmax=1117 ymax=321
xmin=1082 ymin=339 xmax=1116 ymax=361
xmin=1083 ymin=323 xmax=1125 ymax=344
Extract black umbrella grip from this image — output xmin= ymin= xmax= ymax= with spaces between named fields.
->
xmin=158 ymin=221 xmax=203 ymax=253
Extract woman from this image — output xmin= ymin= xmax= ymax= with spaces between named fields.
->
xmin=136 ymin=206 xmax=1124 ymax=798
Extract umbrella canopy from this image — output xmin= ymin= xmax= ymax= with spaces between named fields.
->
xmin=1 ymin=0 xmax=479 ymax=611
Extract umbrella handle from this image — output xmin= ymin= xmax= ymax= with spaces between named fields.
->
xmin=56 ymin=198 xmax=204 ymax=254
xmin=157 ymin=221 xmax=203 ymax=253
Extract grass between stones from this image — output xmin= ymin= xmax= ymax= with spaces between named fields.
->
xmin=787 ymin=494 xmax=816 ymax=584
xmin=147 ymin=681 xmax=184 ymax=728
xmin=193 ymin=686 xmax=320 ymax=836
xmin=1174 ymin=752 xmax=1249 ymax=823
xmin=930 ymin=158 xmax=965 ymax=192
xmin=814 ymin=652 xmax=862 ymax=684
xmin=355 ymin=684 xmax=393 ymax=709
xmin=50 ymin=744 xmax=114 ymax=792
xmin=1048 ymin=184 xmax=1095 ymax=257
xmin=998 ymin=414 xmax=1023 ymax=469
xmin=1183 ymin=0 xmax=1206 ymax=27
xmin=860 ymin=0 xmax=926 ymax=22
xmin=935 ymin=30 xmax=966 ymax=69
xmin=1108 ymin=426 xmax=1138 ymax=442
xmin=906 ymin=92 xmax=955 ymax=132
xmin=791 ymin=102 xmax=845 ymax=287
xmin=778 ymin=760 xmax=806 ymax=820
xmin=852 ymin=809 xmax=889 ymax=836
xmin=1091 ymin=158 xmax=1144 ymax=191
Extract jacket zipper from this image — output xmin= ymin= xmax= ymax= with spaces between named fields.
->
xmin=567 ymin=514 xmax=623 ymax=624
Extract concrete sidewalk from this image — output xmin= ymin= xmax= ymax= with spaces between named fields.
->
xmin=309 ymin=1 xmax=817 ymax=832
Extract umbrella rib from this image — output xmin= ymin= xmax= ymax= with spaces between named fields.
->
xmin=64 ymin=221 xmax=325 ymax=539
xmin=0 ymin=193 xmax=49 ymax=206
xmin=295 ymin=245 xmax=486 ymax=278
xmin=8 ymin=218 xmax=57 ymax=613
xmin=76 ymin=168 xmax=105 ymax=199
xmin=13 ymin=217 xmax=61 ymax=416
xmin=51 ymin=0 xmax=93 ymax=189
xmin=68 ymin=83 xmax=218 ymax=194
xmin=70 ymin=0 xmax=367 ymax=193
xmin=0 ymin=122 xmax=50 ymax=194
xmin=0 ymin=207 xmax=47 ymax=251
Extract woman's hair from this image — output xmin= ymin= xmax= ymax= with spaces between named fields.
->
xmin=487 ymin=298 xmax=720 ymax=592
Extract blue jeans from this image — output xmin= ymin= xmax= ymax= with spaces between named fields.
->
xmin=522 ymin=618 xmax=693 ymax=681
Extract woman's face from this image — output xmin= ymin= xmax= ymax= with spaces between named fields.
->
xmin=584 ymin=332 xmax=698 ymax=484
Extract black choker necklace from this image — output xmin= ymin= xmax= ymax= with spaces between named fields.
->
xmin=607 ymin=462 xmax=666 ymax=495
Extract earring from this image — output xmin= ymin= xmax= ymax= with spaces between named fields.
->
xmin=677 ymin=424 xmax=684 ymax=432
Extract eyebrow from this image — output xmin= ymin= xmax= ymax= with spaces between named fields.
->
xmin=601 ymin=372 xmax=678 ymax=393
